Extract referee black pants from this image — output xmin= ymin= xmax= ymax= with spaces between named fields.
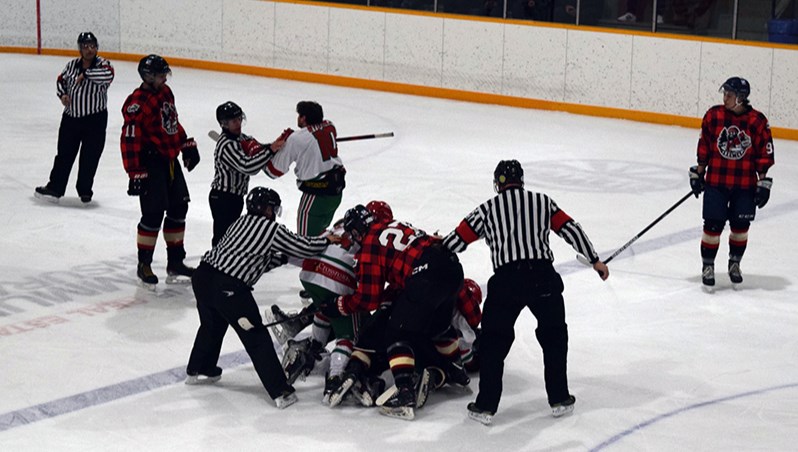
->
xmin=187 ymin=263 xmax=291 ymax=399
xmin=47 ymin=110 xmax=107 ymax=198
xmin=475 ymin=259 xmax=569 ymax=413
xmin=209 ymin=189 xmax=244 ymax=246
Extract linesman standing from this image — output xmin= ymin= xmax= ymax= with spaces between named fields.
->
xmin=186 ymin=187 xmax=338 ymax=409
xmin=35 ymin=32 xmax=114 ymax=204
xmin=442 ymin=159 xmax=609 ymax=425
xmin=210 ymin=101 xmax=289 ymax=246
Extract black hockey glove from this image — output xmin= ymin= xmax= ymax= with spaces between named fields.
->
xmin=754 ymin=177 xmax=772 ymax=208
xmin=127 ymin=171 xmax=148 ymax=196
xmin=689 ymin=166 xmax=704 ymax=198
xmin=264 ymin=252 xmax=289 ymax=273
xmin=181 ymin=138 xmax=200 ymax=172
xmin=318 ymin=297 xmax=344 ymax=319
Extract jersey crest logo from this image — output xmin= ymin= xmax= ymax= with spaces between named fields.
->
xmin=160 ymin=102 xmax=179 ymax=135
xmin=717 ymin=125 xmax=751 ymax=160
xmin=126 ymin=103 xmax=140 ymax=114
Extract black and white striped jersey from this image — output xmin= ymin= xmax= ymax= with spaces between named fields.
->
xmin=202 ymin=214 xmax=328 ymax=287
xmin=212 ymin=132 xmax=276 ymax=196
xmin=56 ymin=56 xmax=114 ymax=118
xmin=443 ymin=187 xmax=599 ymax=270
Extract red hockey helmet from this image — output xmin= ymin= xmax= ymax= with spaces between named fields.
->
xmin=366 ymin=200 xmax=393 ymax=224
xmin=460 ymin=278 xmax=483 ymax=306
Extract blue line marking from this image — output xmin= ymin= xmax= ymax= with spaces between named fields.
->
xmin=590 ymin=382 xmax=798 ymax=451
xmin=0 ymin=350 xmax=251 ymax=432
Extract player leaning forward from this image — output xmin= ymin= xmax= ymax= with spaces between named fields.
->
xmin=121 ymin=55 xmax=201 ymax=287
xmin=688 ymin=76 xmax=774 ymax=291
xmin=442 ymin=160 xmax=609 ymax=425
xmin=186 ymin=187 xmax=339 ymax=408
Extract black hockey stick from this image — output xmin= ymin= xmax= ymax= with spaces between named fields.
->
xmin=577 ymin=190 xmax=694 ymax=265
xmin=208 ymin=130 xmax=393 ymax=143
xmin=262 ymin=305 xmax=318 ymax=329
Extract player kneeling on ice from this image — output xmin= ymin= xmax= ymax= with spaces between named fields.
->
xmin=185 ymin=186 xmax=339 ymax=409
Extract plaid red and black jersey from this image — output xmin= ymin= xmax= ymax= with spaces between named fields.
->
xmin=338 ymin=221 xmax=434 ymax=314
xmin=120 ymin=84 xmax=187 ymax=174
xmin=697 ymin=105 xmax=775 ymax=189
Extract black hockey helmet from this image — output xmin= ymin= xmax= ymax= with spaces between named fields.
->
xmin=493 ymin=159 xmax=524 ymax=192
xmin=216 ymin=101 xmax=246 ymax=128
xmin=343 ymin=204 xmax=375 ymax=242
xmin=77 ymin=32 xmax=98 ymax=47
xmin=246 ymin=187 xmax=282 ymax=217
xmin=138 ymin=54 xmax=171 ymax=81
xmin=296 ymin=101 xmax=324 ymax=125
xmin=720 ymin=77 xmax=750 ymax=103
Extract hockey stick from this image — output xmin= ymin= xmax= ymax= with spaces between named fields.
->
xmin=577 ymin=190 xmax=694 ymax=265
xmin=262 ymin=305 xmax=317 ymax=329
xmin=208 ymin=130 xmax=393 ymax=143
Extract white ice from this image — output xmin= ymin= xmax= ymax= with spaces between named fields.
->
xmin=1 ymin=54 xmax=797 ymax=451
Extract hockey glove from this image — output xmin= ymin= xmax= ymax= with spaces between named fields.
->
xmin=318 ymin=297 xmax=344 ymax=319
xmin=240 ymin=138 xmax=267 ymax=157
xmin=181 ymin=138 xmax=200 ymax=172
xmin=264 ymin=252 xmax=289 ymax=272
xmin=754 ymin=177 xmax=772 ymax=208
xmin=127 ymin=171 xmax=148 ymax=196
xmin=689 ymin=166 xmax=704 ymax=198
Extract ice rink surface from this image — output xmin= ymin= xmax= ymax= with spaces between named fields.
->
xmin=1 ymin=53 xmax=797 ymax=451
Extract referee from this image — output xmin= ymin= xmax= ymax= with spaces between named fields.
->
xmin=210 ymin=101 xmax=288 ymax=246
xmin=185 ymin=186 xmax=338 ymax=409
xmin=35 ymin=32 xmax=114 ymax=204
xmin=442 ymin=159 xmax=609 ymax=425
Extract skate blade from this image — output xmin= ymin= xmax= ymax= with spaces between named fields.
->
xmin=329 ymin=377 xmax=355 ymax=408
xmin=375 ymin=385 xmax=398 ymax=407
xmin=34 ymin=192 xmax=60 ymax=204
xmin=185 ymin=375 xmax=221 ymax=385
xmin=552 ymin=404 xmax=575 ymax=418
xmin=732 ymin=282 xmax=742 ymax=291
xmin=468 ymin=410 xmax=493 ymax=425
xmin=137 ymin=279 xmax=157 ymax=291
xmin=378 ymin=405 xmax=415 ymax=421
xmin=701 ymin=285 xmax=715 ymax=294
xmin=165 ymin=275 xmax=192 ymax=284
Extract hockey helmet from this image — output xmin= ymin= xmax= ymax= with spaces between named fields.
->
xmin=138 ymin=54 xmax=171 ymax=81
xmin=246 ymin=187 xmax=282 ymax=217
xmin=493 ymin=159 xmax=524 ymax=192
xmin=343 ymin=204 xmax=375 ymax=242
xmin=459 ymin=278 xmax=483 ymax=306
xmin=719 ymin=77 xmax=750 ymax=102
xmin=77 ymin=32 xmax=98 ymax=47
xmin=366 ymin=200 xmax=393 ymax=224
xmin=216 ymin=101 xmax=246 ymax=128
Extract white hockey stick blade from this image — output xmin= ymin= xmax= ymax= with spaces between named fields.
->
xmin=208 ymin=130 xmax=221 ymax=142
xmin=375 ymin=385 xmax=399 ymax=407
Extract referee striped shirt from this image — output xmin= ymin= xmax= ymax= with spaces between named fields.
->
xmin=56 ymin=56 xmax=114 ymax=118
xmin=203 ymin=214 xmax=329 ymax=287
xmin=212 ymin=132 xmax=275 ymax=196
xmin=443 ymin=187 xmax=599 ymax=270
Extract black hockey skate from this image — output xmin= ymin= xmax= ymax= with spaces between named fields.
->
xmin=728 ymin=261 xmax=743 ymax=287
xmin=137 ymin=262 xmax=158 ymax=290
xmin=267 ymin=304 xmax=313 ymax=345
xmin=378 ymin=385 xmax=416 ymax=420
xmin=274 ymin=387 xmax=298 ymax=409
xmin=34 ymin=185 xmax=61 ymax=203
xmin=701 ymin=264 xmax=715 ymax=293
xmin=467 ymin=402 xmax=494 ymax=426
xmin=166 ymin=261 xmax=194 ymax=284
xmin=282 ymin=338 xmax=325 ymax=385
xmin=328 ymin=371 xmax=357 ymax=408
xmin=185 ymin=366 xmax=222 ymax=385
xmin=322 ymin=373 xmax=342 ymax=406
xmin=551 ymin=394 xmax=576 ymax=417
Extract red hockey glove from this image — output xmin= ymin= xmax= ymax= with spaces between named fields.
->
xmin=240 ymin=138 xmax=266 ymax=157
xmin=127 ymin=171 xmax=148 ymax=196
xmin=181 ymin=138 xmax=200 ymax=172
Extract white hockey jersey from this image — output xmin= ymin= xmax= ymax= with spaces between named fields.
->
xmin=299 ymin=243 xmax=357 ymax=296
xmin=265 ymin=120 xmax=343 ymax=184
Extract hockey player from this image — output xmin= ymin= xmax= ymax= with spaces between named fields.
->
xmin=264 ymin=101 xmax=345 ymax=235
xmin=689 ymin=77 xmax=775 ymax=291
xmin=321 ymin=205 xmax=465 ymax=420
xmin=121 ymin=54 xmax=200 ymax=288
xmin=185 ymin=187 xmax=338 ymax=409
xmin=35 ymin=32 xmax=114 ymax=204
xmin=209 ymin=101 xmax=289 ymax=246
xmin=442 ymin=159 xmax=608 ymax=425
